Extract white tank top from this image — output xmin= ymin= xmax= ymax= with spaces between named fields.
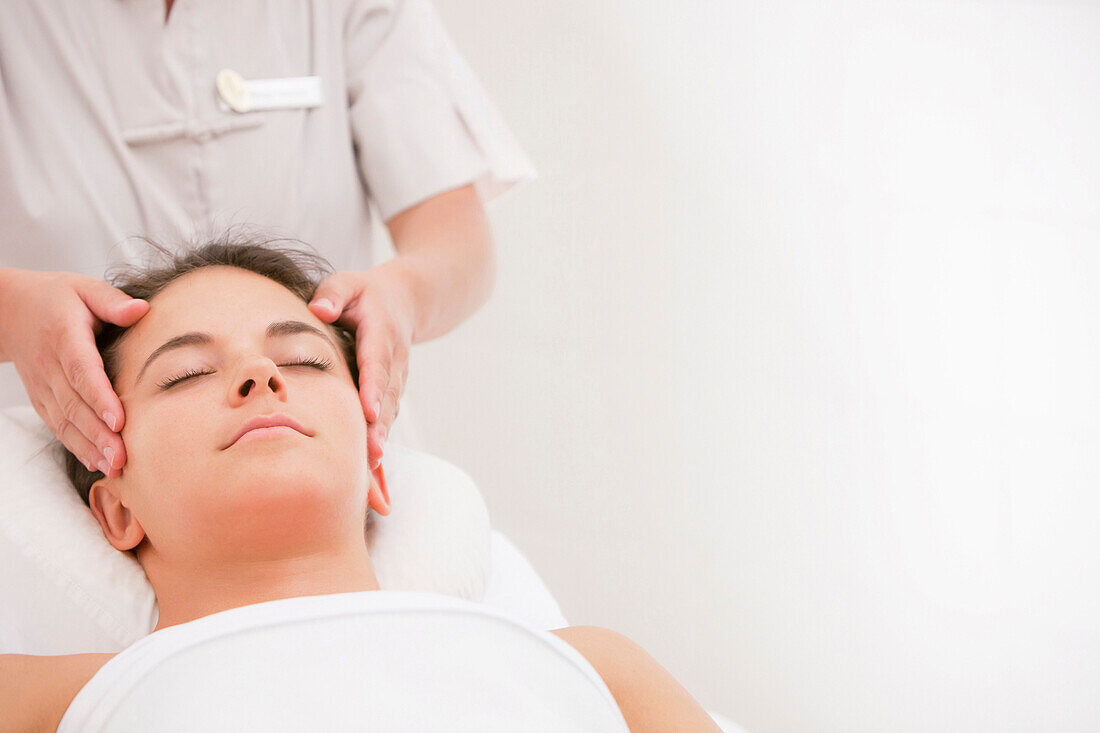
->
xmin=59 ymin=590 xmax=630 ymax=732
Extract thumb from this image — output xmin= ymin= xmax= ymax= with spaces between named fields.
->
xmin=309 ymin=272 xmax=361 ymax=323
xmin=76 ymin=279 xmax=150 ymax=328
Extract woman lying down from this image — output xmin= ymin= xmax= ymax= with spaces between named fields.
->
xmin=0 ymin=235 xmax=721 ymax=732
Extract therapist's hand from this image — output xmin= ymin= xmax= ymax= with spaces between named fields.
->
xmin=0 ymin=269 xmax=150 ymax=476
xmin=307 ymin=268 xmax=418 ymax=470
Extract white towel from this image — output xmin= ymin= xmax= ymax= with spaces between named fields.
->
xmin=59 ymin=590 xmax=629 ymax=732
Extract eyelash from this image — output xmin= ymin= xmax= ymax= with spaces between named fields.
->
xmin=156 ymin=356 xmax=334 ymax=390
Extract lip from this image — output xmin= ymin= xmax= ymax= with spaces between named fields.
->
xmin=223 ymin=413 xmax=312 ymax=450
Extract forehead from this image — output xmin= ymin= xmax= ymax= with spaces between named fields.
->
xmin=151 ymin=265 xmax=300 ymax=309
xmin=120 ymin=266 xmax=314 ymax=356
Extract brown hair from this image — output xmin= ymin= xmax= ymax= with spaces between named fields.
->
xmin=50 ymin=224 xmax=377 ymax=534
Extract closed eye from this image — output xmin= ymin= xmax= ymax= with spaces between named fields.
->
xmin=156 ymin=356 xmax=334 ymax=390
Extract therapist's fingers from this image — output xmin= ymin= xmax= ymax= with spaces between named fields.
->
xmin=36 ymin=351 xmax=116 ymax=475
xmin=368 ymin=379 xmax=392 ymax=469
xmin=369 ymin=342 xmax=410 ymax=470
xmin=309 ymin=275 xmax=375 ymax=424
xmin=28 ymin=371 xmax=99 ymax=472
xmin=51 ymin=280 xmax=145 ymax=475
xmin=357 ymin=334 xmax=391 ymax=469
xmin=378 ymin=366 xmax=406 ymax=442
xmin=355 ymin=308 xmax=408 ymax=465
xmin=308 ymin=287 xmax=385 ymax=461
xmin=327 ymin=292 xmax=388 ymax=424
xmin=47 ymin=334 xmax=128 ymax=477
xmin=71 ymin=279 xmax=150 ymax=434
xmin=379 ymin=345 xmax=409 ymax=434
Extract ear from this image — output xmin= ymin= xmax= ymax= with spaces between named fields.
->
xmin=88 ymin=477 xmax=147 ymax=551
xmin=367 ymin=463 xmax=391 ymax=516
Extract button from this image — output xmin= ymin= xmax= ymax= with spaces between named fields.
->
xmin=216 ymin=69 xmax=251 ymax=113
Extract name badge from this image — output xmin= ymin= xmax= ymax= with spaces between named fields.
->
xmin=216 ymin=69 xmax=324 ymax=113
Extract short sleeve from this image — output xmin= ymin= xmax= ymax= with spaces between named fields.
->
xmin=344 ymin=0 xmax=538 ymax=223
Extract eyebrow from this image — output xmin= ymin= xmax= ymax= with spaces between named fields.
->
xmin=135 ymin=320 xmax=340 ymax=386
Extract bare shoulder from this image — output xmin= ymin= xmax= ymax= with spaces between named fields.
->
xmin=548 ymin=624 xmax=654 ymax=692
xmin=549 ymin=625 xmax=722 ymax=732
xmin=549 ymin=625 xmax=640 ymax=682
xmin=549 ymin=624 xmax=627 ymax=653
xmin=0 ymin=652 xmax=117 ymax=733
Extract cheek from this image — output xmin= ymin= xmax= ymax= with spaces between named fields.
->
xmin=123 ymin=401 xmax=212 ymax=477
xmin=320 ymin=390 xmax=369 ymax=467
xmin=334 ymin=393 xmax=368 ymax=447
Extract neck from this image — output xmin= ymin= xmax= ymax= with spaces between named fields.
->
xmin=146 ymin=540 xmax=381 ymax=632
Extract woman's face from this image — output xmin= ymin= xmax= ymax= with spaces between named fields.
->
xmin=91 ymin=265 xmax=387 ymax=563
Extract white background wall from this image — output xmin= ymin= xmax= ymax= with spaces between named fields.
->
xmin=384 ymin=2 xmax=1100 ymax=731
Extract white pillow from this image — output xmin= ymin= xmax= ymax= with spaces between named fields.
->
xmin=0 ymin=405 xmax=491 ymax=655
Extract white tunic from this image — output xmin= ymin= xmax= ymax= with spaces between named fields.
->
xmin=0 ymin=0 xmax=538 ymax=412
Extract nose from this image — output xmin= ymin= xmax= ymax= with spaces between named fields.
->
xmin=229 ymin=356 xmax=288 ymax=404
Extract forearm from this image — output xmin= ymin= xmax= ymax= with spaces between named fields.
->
xmin=0 ymin=267 xmax=21 ymax=363
xmin=383 ymin=184 xmax=497 ymax=345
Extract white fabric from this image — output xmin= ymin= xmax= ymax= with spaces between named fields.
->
xmin=57 ymin=590 xmax=631 ymax=733
xmin=481 ymin=530 xmax=570 ymax=631
xmin=0 ymin=405 xmax=491 ymax=654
